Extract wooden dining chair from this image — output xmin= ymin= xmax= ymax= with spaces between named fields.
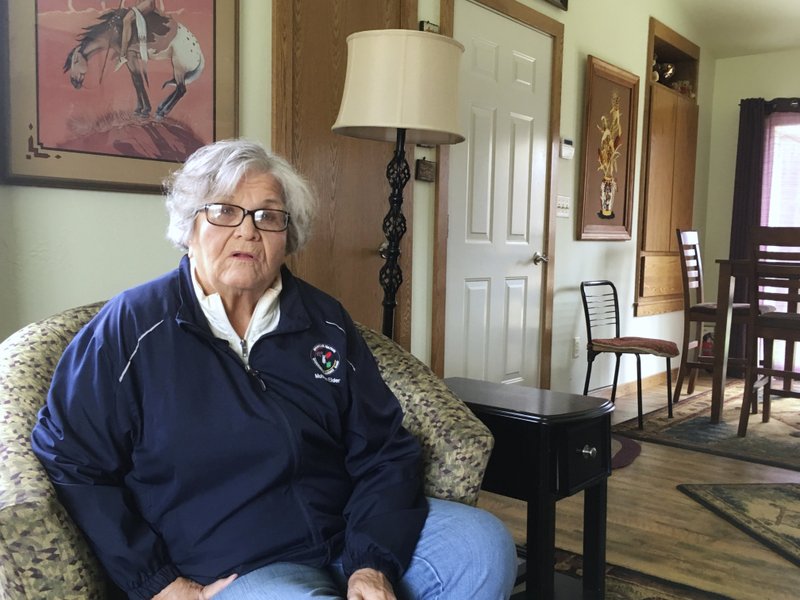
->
xmin=673 ymin=229 xmax=756 ymax=405
xmin=739 ymin=226 xmax=800 ymax=437
xmin=580 ymin=280 xmax=679 ymax=429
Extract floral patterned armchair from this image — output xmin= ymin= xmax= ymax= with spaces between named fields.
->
xmin=0 ymin=302 xmax=492 ymax=598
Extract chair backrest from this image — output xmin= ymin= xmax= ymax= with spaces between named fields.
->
xmin=750 ymin=226 xmax=800 ymax=317
xmin=580 ymin=280 xmax=621 ymax=343
xmin=677 ymin=229 xmax=706 ymax=306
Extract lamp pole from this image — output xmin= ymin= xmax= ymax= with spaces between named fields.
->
xmin=331 ymin=29 xmax=464 ymax=340
xmin=379 ymin=127 xmax=409 ymax=339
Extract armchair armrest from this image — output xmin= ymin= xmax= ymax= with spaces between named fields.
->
xmin=356 ymin=324 xmax=493 ymax=506
xmin=0 ymin=303 xmax=111 ymax=598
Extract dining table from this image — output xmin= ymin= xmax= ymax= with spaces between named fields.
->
xmin=709 ymin=258 xmax=749 ymax=423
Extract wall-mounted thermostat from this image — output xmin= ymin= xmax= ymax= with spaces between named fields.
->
xmin=560 ymin=138 xmax=574 ymax=160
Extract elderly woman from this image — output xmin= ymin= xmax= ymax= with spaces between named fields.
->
xmin=32 ymin=139 xmax=517 ymax=600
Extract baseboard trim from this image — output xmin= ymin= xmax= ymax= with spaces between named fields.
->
xmin=589 ymin=368 xmax=679 ymax=398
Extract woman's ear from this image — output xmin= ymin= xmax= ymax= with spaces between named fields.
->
xmin=186 ymin=221 xmax=197 ymax=258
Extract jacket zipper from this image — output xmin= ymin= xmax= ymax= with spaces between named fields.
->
xmin=240 ymin=339 xmax=311 ymax=535
xmin=240 ymin=338 xmax=267 ymax=391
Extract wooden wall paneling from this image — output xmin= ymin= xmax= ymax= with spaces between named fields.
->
xmin=272 ymin=0 xmax=414 ymax=348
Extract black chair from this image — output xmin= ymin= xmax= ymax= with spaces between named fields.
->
xmin=580 ymin=280 xmax=679 ymax=428
xmin=739 ymin=226 xmax=800 ymax=437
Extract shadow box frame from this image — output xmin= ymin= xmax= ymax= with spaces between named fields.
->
xmin=0 ymin=0 xmax=238 ymax=193
xmin=577 ymin=55 xmax=639 ymax=241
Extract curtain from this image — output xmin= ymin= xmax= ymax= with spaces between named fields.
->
xmin=727 ymin=98 xmax=767 ymax=368
xmin=729 ymin=99 xmax=767 ymax=270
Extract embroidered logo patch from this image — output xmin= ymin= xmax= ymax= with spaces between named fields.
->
xmin=311 ymin=344 xmax=340 ymax=376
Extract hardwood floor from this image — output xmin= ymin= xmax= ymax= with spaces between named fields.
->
xmin=477 ymin=375 xmax=800 ymax=599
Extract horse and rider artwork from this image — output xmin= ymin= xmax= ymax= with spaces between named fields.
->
xmin=36 ymin=0 xmax=215 ymax=162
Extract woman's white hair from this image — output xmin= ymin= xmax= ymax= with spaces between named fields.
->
xmin=164 ymin=139 xmax=316 ymax=254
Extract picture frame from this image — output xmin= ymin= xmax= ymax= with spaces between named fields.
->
xmin=577 ymin=55 xmax=639 ymax=240
xmin=1 ymin=1 xmax=238 ymax=193
xmin=544 ymin=0 xmax=568 ymax=10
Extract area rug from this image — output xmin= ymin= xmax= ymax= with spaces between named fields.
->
xmin=512 ymin=548 xmax=732 ymax=599
xmin=677 ymin=483 xmax=800 ymax=568
xmin=613 ymin=382 xmax=800 ymax=471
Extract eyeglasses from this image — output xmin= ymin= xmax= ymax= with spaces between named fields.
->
xmin=201 ymin=203 xmax=290 ymax=232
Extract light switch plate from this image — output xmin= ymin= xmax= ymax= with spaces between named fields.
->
xmin=556 ymin=195 xmax=570 ymax=218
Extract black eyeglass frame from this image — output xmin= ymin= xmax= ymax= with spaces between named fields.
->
xmin=200 ymin=203 xmax=291 ymax=232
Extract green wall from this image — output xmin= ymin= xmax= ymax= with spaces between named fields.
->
xmin=0 ymin=1 xmax=272 ymax=341
xmin=2 ymin=0 xmax=796 ymax=394
xmin=702 ymin=47 xmax=800 ymax=296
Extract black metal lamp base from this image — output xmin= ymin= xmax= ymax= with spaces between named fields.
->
xmin=380 ymin=128 xmax=409 ymax=339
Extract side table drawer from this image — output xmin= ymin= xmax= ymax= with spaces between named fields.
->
xmin=557 ymin=415 xmax=611 ymax=496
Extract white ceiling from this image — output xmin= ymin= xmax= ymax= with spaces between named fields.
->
xmin=672 ymin=0 xmax=800 ymax=58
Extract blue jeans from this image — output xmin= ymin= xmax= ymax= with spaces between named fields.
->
xmin=212 ymin=497 xmax=517 ymax=599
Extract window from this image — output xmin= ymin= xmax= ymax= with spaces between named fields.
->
xmin=760 ymin=112 xmax=800 ymax=371
xmin=762 ymin=112 xmax=800 ymax=227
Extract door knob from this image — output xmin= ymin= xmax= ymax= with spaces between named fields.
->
xmin=532 ymin=251 xmax=549 ymax=265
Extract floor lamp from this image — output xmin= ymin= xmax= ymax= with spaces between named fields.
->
xmin=332 ymin=29 xmax=464 ymax=340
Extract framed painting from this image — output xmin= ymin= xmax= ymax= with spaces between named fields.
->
xmin=544 ymin=0 xmax=567 ymax=10
xmin=577 ymin=55 xmax=639 ymax=240
xmin=1 ymin=0 xmax=238 ymax=193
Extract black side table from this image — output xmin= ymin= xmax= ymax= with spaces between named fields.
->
xmin=445 ymin=377 xmax=614 ymax=600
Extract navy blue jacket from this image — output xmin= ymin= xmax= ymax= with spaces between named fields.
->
xmin=31 ymin=257 xmax=427 ymax=599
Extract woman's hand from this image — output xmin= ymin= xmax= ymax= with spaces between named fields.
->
xmin=153 ymin=574 xmax=237 ymax=600
xmin=346 ymin=568 xmax=396 ymax=600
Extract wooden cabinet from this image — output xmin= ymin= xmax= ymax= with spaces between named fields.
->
xmin=642 ymin=85 xmax=698 ymax=253
xmin=635 ymin=19 xmax=700 ymax=316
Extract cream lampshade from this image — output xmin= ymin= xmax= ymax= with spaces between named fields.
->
xmin=332 ymin=29 xmax=464 ymax=339
xmin=332 ymin=29 xmax=465 ymax=145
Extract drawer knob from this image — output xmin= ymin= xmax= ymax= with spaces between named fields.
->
xmin=580 ymin=444 xmax=597 ymax=459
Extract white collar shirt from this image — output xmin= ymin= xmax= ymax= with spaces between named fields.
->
xmin=189 ymin=258 xmax=282 ymax=363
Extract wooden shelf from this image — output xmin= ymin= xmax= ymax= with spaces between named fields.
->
xmin=649 ymin=18 xmax=700 ymax=102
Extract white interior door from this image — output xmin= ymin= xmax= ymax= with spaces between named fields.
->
xmin=444 ymin=0 xmax=552 ymax=385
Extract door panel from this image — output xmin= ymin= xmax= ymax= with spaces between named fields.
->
xmin=642 ymin=85 xmax=677 ymax=252
xmin=444 ymin=0 xmax=552 ymax=385
xmin=466 ymin=105 xmax=495 ymax=242
xmin=509 ymin=113 xmax=533 ymax=241
xmin=464 ymin=279 xmax=490 ymax=378
xmin=670 ymin=97 xmax=699 ymax=251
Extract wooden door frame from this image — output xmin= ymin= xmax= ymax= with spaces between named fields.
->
xmin=430 ymin=0 xmax=563 ymax=388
